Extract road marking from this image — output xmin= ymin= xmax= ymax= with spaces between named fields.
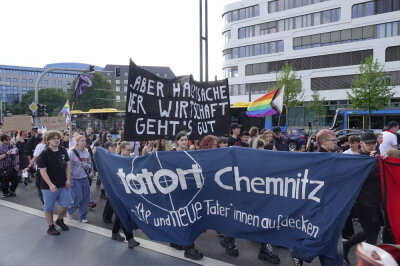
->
xmin=0 ymin=199 xmax=233 ymax=266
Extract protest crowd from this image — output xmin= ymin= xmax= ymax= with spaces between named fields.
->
xmin=0 ymin=118 xmax=399 ymax=266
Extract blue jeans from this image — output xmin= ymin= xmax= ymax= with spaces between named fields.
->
xmin=68 ymin=178 xmax=90 ymax=221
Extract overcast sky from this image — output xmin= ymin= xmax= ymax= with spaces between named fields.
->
xmin=0 ymin=0 xmax=236 ymax=80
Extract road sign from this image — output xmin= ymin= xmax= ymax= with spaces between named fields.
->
xmin=29 ymin=103 xmax=37 ymax=113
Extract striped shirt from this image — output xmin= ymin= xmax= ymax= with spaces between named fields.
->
xmin=0 ymin=143 xmax=12 ymax=169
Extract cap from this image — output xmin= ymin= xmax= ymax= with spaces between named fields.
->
xmin=272 ymin=126 xmax=281 ymax=133
xmin=230 ymin=122 xmax=242 ymax=130
xmin=104 ymin=141 xmax=117 ymax=150
xmin=386 ymin=121 xmax=399 ymax=129
xmin=361 ymin=132 xmax=377 ymax=144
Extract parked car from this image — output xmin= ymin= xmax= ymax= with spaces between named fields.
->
xmin=335 ymin=129 xmax=365 ymax=137
xmin=286 ymin=128 xmax=308 ymax=151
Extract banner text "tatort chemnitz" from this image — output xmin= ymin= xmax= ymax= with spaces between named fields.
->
xmin=124 ymin=60 xmax=230 ymax=141
xmin=94 ymin=147 xmax=376 ymax=261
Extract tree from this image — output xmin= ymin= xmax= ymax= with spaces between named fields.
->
xmin=69 ymin=72 xmax=116 ymax=111
xmin=307 ymin=90 xmax=326 ymax=127
xmin=115 ymin=101 xmax=126 ymax=111
xmin=276 ymin=62 xmax=304 ymax=107
xmin=347 ymin=56 xmax=394 ymax=129
xmin=5 ymin=88 xmax=68 ymax=116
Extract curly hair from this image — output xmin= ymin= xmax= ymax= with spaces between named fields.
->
xmin=199 ymin=135 xmax=219 ymax=150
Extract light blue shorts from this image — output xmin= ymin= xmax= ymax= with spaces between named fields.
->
xmin=42 ymin=187 xmax=73 ymax=212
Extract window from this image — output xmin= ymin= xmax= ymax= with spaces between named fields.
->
xmin=22 ymin=79 xmax=27 ymax=83
xmin=116 ymin=95 xmax=121 ymax=102
xmin=352 ymin=0 xmax=400 ymax=18
xmin=223 ymin=5 xmax=259 ymax=24
xmin=115 ymin=80 xmax=120 ymax=84
xmin=124 ymin=72 xmax=128 ymax=77
xmin=224 ymin=30 xmax=231 ymax=42
xmin=293 ymin=21 xmax=400 ymax=50
xmin=313 ymin=12 xmax=321 ymax=26
xmin=124 ymin=86 xmax=128 ymax=92
xmin=123 ymin=80 xmax=128 ymax=84
xmin=116 ymin=86 xmax=120 ymax=92
xmin=163 ymin=73 xmax=168 ymax=78
xmin=43 ymin=80 xmax=48 ymax=84
xmin=376 ymin=23 xmax=386 ymax=38
xmin=269 ymin=1 xmax=277 ymax=12
xmin=224 ymin=40 xmax=284 ymax=60
xmin=58 ymin=81 xmax=62 ymax=85
xmin=245 ymin=49 xmax=373 ymax=76
xmin=13 ymin=78 xmax=18 ymax=82
xmin=238 ymin=8 xmax=339 ymax=39
xmin=386 ymin=45 xmax=400 ymax=62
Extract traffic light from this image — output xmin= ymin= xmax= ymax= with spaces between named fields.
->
xmin=89 ymin=65 xmax=95 ymax=72
xmin=115 ymin=66 xmax=121 ymax=78
xmin=38 ymin=104 xmax=47 ymax=117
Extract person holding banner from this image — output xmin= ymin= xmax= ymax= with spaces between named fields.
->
xmin=169 ymin=131 xmax=203 ymax=260
xmin=110 ymin=141 xmax=140 ymax=249
xmin=344 ymin=132 xmax=383 ymax=264
xmin=292 ymin=130 xmax=344 ymax=266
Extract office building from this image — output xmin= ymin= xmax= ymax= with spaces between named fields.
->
xmin=222 ymin=0 xmax=400 ymax=126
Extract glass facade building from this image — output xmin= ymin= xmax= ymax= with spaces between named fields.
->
xmin=223 ymin=0 xmax=400 ymax=127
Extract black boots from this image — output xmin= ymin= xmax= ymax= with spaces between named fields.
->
xmin=220 ymin=236 xmax=239 ymax=257
xmin=258 ymin=243 xmax=280 ymax=264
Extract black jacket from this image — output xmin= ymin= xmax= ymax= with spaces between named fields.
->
xmin=25 ymin=136 xmax=41 ymax=157
xmin=273 ymin=136 xmax=289 ymax=151
xmin=355 ymin=151 xmax=381 ymax=207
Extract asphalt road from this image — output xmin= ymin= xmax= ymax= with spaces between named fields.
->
xmin=2 ymin=176 xmax=359 ymax=266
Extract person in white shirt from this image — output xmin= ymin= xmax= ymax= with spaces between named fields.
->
xmin=343 ymin=135 xmax=361 ymax=155
xmin=379 ymin=121 xmax=399 ymax=156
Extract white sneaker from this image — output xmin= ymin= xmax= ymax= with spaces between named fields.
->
xmin=66 ymin=213 xmax=72 ymax=220
xmin=81 ymin=219 xmax=88 ymax=223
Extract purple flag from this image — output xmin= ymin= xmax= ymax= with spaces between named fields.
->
xmin=74 ymin=73 xmax=93 ymax=99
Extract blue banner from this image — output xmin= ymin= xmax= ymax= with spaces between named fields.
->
xmin=94 ymin=147 xmax=376 ymax=261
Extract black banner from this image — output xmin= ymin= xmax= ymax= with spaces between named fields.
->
xmin=124 ymin=60 xmax=230 ymax=141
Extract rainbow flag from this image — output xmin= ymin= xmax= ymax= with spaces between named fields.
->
xmin=59 ymin=99 xmax=70 ymax=116
xmin=246 ymin=87 xmax=284 ymax=117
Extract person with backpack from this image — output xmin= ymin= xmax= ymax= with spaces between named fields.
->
xmin=66 ymin=135 xmax=92 ymax=223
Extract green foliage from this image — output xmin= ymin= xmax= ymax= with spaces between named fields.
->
xmin=69 ymin=72 xmax=116 ymax=111
xmin=276 ymin=63 xmax=304 ymax=107
xmin=115 ymin=101 xmax=126 ymax=111
xmin=347 ymin=56 xmax=394 ymax=128
xmin=4 ymin=88 xmax=68 ymax=116
xmin=307 ymin=90 xmax=326 ymax=117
